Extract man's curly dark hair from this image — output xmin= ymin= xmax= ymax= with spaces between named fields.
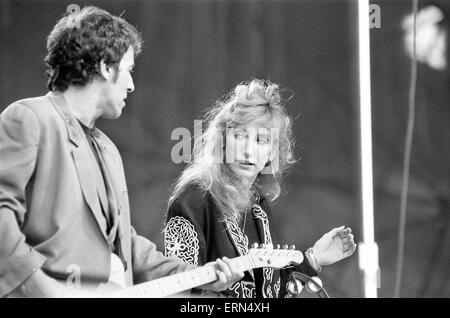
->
xmin=44 ymin=6 xmax=143 ymax=92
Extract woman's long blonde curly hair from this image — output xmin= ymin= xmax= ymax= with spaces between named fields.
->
xmin=169 ymin=79 xmax=296 ymax=221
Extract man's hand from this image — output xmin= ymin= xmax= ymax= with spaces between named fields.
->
xmin=312 ymin=226 xmax=357 ymax=267
xmin=199 ymin=257 xmax=245 ymax=292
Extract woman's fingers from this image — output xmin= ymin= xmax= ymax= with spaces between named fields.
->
xmin=216 ymin=269 xmax=227 ymax=284
xmin=222 ymin=256 xmax=245 ymax=280
xmin=344 ymin=243 xmax=357 ymax=257
xmin=216 ymin=258 xmax=232 ymax=279
xmin=339 ymin=227 xmax=352 ymax=237
xmin=210 ymin=257 xmax=245 ymax=291
xmin=340 ymin=232 xmax=354 ymax=242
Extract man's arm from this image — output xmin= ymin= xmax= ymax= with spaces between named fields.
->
xmin=0 ymin=103 xmax=48 ymax=297
xmin=5 ymin=269 xmax=91 ymax=298
xmin=130 ymin=227 xmax=194 ymax=285
xmin=131 ymin=229 xmax=244 ymax=293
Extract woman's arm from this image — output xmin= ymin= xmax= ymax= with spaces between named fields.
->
xmin=164 ymin=195 xmax=208 ymax=267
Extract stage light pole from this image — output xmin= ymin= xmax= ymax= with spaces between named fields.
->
xmin=357 ymin=0 xmax=380 ymax=298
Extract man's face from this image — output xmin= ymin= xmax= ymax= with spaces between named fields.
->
xmin=101 ymin=46 xmax=135 ymax=119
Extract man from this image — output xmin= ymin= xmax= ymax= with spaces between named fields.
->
xmin=0 ymin=6 xmax=243 ymax=297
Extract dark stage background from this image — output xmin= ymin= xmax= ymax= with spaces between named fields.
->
xmin=0 ymin=0 xmax=449 ymax=297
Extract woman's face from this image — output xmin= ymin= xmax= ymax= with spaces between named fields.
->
xmin=225 ymin=124 xmax=274 ymax=184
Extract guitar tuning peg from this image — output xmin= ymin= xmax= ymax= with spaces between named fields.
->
xmin=290 ymin=244 xmax=296 ymax=250
xmin=266 ymin=243 xmax=274 ymax=249
xmin=276 ymin=244 xmax=281 ymax=250
xmin=252 ymin=242 xmax=259 ymax=249
xmin=282 ymin=244 xmax=289 ymax=250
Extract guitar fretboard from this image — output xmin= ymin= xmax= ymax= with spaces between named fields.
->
xmin=113 ymin=255 xmax=255 ymax=298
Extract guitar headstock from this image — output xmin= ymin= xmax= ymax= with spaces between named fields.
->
xmin=248 ymin=243 xmax=304 ymax=269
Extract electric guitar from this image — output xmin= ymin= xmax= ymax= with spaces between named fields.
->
xmin=105 ymin=245 xmax=303 ymax=298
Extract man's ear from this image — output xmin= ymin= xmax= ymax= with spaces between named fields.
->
xmin=99 ymin=60 xmax=113 ymax=80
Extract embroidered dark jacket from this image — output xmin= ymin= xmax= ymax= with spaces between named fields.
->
xmin=164 ymin=182 xmax=318 ymax=298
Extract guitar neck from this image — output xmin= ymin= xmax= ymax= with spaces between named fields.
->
xmin=113 ymin=255 xmax=255 ymax=298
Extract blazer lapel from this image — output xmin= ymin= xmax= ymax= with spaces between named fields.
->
xmin=46 ymin=92 xmax=109 ymax=242
xmin=92 ymin=134 xmax=121 ymax=217
xmin=71 ymin=148 xmax=109 ymax=240
xmin=91 ymin=130 xmax=132 ymax=279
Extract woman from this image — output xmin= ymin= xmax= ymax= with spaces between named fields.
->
xmin=164 ymin=79 xmax=357 ymax=298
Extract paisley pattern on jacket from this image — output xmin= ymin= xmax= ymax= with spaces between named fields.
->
xmin=164 ymin=216 xmax=200 ymax=266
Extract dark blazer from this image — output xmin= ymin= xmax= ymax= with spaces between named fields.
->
xmin=0 ymin=92 xmax=190 ymax=296
xmin=164 ymin=182 xmax=318 ymax=298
